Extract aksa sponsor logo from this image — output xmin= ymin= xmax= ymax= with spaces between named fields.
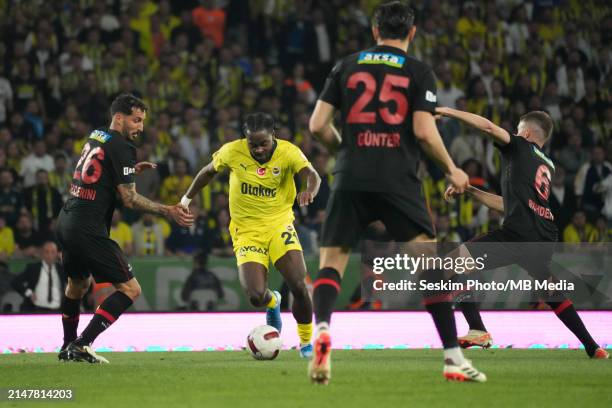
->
xmin=357 ymin=52 xmax=405 ymax=68
xmin=238 ymin=246 xmax=269 ymax=257
xmin=241 ymin=182 xmax=277 ymax=198
xmin=256 ymin=167 xmax=266 ymax=176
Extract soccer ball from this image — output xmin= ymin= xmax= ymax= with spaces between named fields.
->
xmin=246 ymin=325 xmax=282 ymax=360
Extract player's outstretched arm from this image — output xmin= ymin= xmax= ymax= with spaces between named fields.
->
xmin=182 ymin=162 xmax=218 ymax=203
xmin=117 ymin=183 xmax=193 ymax=226
xmin=309 ymin=100 xmax=342 ymax=152
xmin=413 ymin=110 xmax=469 ymax=193
xmin=445 ymin=184 xmax=504 ymax=212
xmin=296 ymin=164 xmax=321 ymax=207
xmin=436 ymin=106 xmax=511 ymax=145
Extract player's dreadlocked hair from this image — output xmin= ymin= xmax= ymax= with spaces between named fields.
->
xmin=243 ymin=112 xmax=276 ymax=136
xmin=373 ymin=1 xmax=415 ymax=40
xmin=110 ymin=93 xmax=148 ymax=116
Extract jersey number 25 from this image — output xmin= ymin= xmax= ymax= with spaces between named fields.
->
xmin=346 ymin=72 xmax=410 ymax=125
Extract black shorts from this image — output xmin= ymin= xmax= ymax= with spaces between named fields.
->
xmin=464 ymin=228 xmax=555 ymax=280
xmin=56 ymin=226 xmax=133 ymax=284
xmin=320 ymin=190 xmax=435 ymax=247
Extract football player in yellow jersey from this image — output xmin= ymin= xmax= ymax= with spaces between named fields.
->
xmin=179 ymin=113 xmax=321 ymax=358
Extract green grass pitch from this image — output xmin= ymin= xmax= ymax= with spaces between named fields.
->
xmin=1 ymin=349 xmax=610 ymax=407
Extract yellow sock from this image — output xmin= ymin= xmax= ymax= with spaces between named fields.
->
xmin=265 ymin=291 xmax=277 ymax=309
xmin=297 ymin=322 xmax=313 ymax=345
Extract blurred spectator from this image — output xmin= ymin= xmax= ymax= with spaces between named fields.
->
xmin=109 ymin=209 xmax=133 ymax=256
xmin=160 ymin=157 xmax=193 ymax=205
xmin=0 ymin=73 xmax=13 ymax=125
xmin=11 ymin=241 xmax=64 ymax=312
xmin=0 ymin=216 xmax=15 ymax=258
xmin=132 ymin=213 xmax=166 ymax=256
xmin=178 ymin=119 xmax=210 ymax=171
xmin=594 ymin=173 xmax=612 ymax=222
xmin=437 ymin=67 xmax=464 ymax=109
xmin=435 ymin=214 xmax=461 ymax=243
xmin=48 ymin=153 xmax=72 ymax=201
xmin=22 ymin=169 xmax=62 ymax=233
xmin=181 ymin=250 xmax=224 ymax=310
xmin=166 ymin=204 xmax=208 ymax=256
xmin=0 ymin=168 xmax=22 ymax=227
xmin=13 ymin=213 xmax=45 ymax=257
xmin=574 ymin=145 xmax=611 ymax=216
xmin=208 ymin=208 xmax=233 ymax=257
xmin=556 ymin=131 xmax=589 ymax=185
xmin=192 ymin=0 xmax=226 ymax=48
xmin=549 ymin=165 xmax=577 ymax=233
xmin=563 ymin=211 xmax=597 ymax=243
xmin=20 ymin=139 xmax=54 ymax=188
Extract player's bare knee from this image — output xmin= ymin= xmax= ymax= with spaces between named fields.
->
xmin=66 ymin=277 xmax=90 ymax=298
xmin=116 ymin=279 xmax=141 ymax=300
xmin=288 ymin=280 xmax=309 ymax=300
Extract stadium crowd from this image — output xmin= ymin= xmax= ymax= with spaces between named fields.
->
xmin=0 ymin=0 xmax=610 ymax=264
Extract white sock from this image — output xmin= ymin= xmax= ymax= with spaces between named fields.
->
xmin=444 ymin=347 xmax=466 ymax=365
xmin=316 ymin=322 xmax=329 ymax=333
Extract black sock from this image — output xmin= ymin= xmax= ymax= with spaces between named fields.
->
xmin=313 ymin=267 xmax=341 ymax=325
xmin=425 ymin=302 xmax=459 ymax=349
xmin=61 ymin=296 xmax=81 ymax=348
xmin=76 ymin=291 xmax=133 ymax=346
xmin=421 ymin=269 xmax=458 ymax=349
xmin=547 ymin=300 xmax=599 ymax=356
xmin=458 ymin=301 xmax=487 ymax=332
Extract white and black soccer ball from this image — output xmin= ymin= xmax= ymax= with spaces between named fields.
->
xmin=246 ymin=325 xmax=282 ymax=360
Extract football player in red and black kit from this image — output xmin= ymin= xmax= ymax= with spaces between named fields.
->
xmin=438 ymin=107 xmax=609 ymax=360
xmin=308 ymin=1 xmax=485 ymax=383
xmin=56 ymin=94 xmax=193 ymax=363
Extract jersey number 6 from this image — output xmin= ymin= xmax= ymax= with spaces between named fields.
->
xmin=346 ymin=72 xmax=410 ymax=125
xmin=73 ymin=142 xmax=105 ymax=184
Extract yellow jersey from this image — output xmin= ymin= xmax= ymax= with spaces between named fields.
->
xmin=212 ymin=139 xmax=310 ymax=228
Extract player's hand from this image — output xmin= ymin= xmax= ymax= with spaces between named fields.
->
xmin=168 ymin=204 xmax=194 ymax=227
xmin=446 ymin=168 xmax=469 ymax=194
xmin=135 ymin=161 xmax=157 ymax=174
xmin=297 ymin=191 xmax=315 ymax=207
xmin=444 ymin=185 xmax=463 ymax=202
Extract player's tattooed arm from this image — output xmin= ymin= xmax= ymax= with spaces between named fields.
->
xmin=296 ymin=164 xmax=321 ymax=206
xmin=117 ymin=183 xmax=193 ymax=226
xmin=309 ymin=100 xmax=341 ymax=152
xmin=184 ymin=162 xmax=218 ymax=200
xmin=435 ymin=107 xmax=511 ymax=145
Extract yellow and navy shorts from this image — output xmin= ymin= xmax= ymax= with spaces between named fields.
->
xmin=230 ymin=220 xmax=302 ymax=268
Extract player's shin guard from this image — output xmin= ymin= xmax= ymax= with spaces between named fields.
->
xmin=313 ymin=267 xmax=341 ymax=326
xmin=547 ymin=299 xmax=599 ymax=356
xmin=76 ymin=291 xmax=133 ymax=346
xmin=61 ymin=296 xmax=81 ymax=348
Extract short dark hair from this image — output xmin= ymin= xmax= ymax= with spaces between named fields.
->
xmin=373 ymin=1 xmax=415 ymax=40
xmin=243 ymin=112 xmax=275 ymax=136
xmin=520 ymin=111 xmax=553 ymax=141
xmin=110 ymin=93 xmax=148 ymax=116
